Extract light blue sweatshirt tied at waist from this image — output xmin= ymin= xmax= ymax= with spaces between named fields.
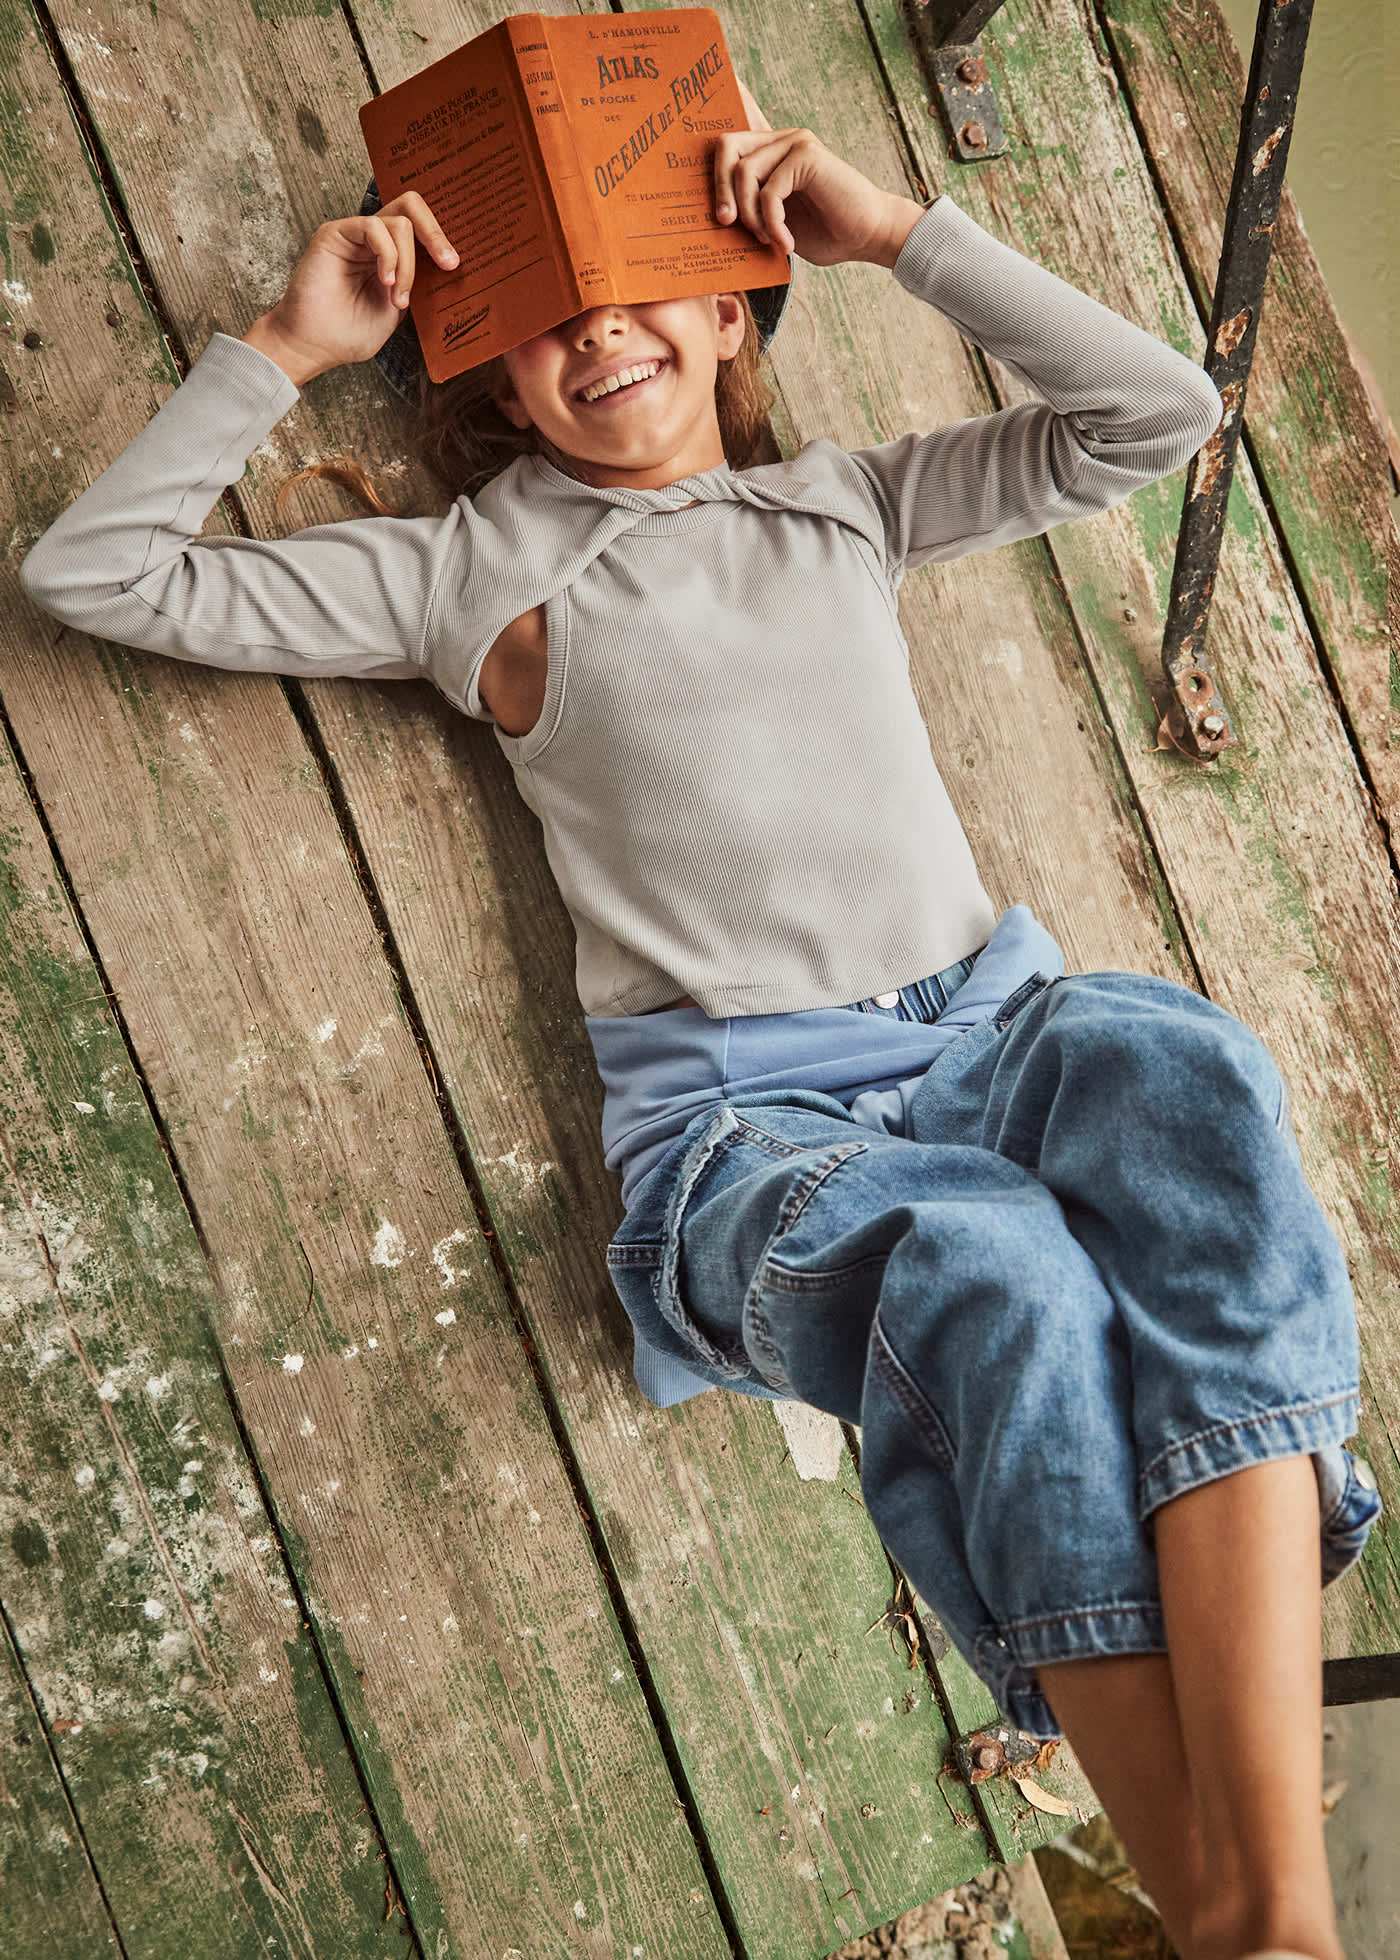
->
xmin=589 ymin=904 xmax=1064 ymax=1404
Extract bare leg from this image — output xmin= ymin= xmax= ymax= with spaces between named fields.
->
xmin=1039 ymin=1455 xmax=1342 ymax=1960
xmin=1153 ymin=1454 xmax=1342 ymax=1960
xmin=1034 ymin=1651 xmax=1207 ymax=1955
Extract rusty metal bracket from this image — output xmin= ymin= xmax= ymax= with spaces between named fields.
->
xmin=1159 ymin=0 xmax=1315 ymax=759
xmin=907 ymin=3 xmax=1011 ymax=163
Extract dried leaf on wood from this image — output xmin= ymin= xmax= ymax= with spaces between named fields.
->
xmin=1010 ymin=1773 xmax=1077 ymax=1818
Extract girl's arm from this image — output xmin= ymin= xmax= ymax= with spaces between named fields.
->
xmin=714 ymin=120 xmax=1222 ymax=571
xmin=19 ymin=196 xmax=463 ymax=682
xmin=847 ymin=197 xmax=1223 ymax=570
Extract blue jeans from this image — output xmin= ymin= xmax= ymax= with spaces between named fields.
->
xmin=605 ymin=969 xmax=1381 ymax=1737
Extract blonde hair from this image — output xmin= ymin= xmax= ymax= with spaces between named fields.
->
xmin=275 ymin=292 xmax=773 ymax=521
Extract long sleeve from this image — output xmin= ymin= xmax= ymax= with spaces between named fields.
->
xmin=846 ymin=197 xmax=1222 ymax=573
xmin=19 ymin=332 xmax=464 ymax=682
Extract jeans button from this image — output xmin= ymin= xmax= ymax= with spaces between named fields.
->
xmin=873 ymin=991 xmax=900 ymax=1009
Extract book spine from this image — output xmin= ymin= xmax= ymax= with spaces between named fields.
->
xmin=506 ymin=14 xmax=609 ymax=309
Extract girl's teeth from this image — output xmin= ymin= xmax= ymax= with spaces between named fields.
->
xmin=584 ymin=362 xmax=658 ymax=402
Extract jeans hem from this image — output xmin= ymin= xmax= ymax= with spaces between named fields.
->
xmin=980 ymin=1602 xmax=1169 ymax=1741
xmin=1136 ymin=1390 xmax=1360 ymax=1519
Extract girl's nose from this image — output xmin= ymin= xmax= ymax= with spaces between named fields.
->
xmin=571 ymin=304 xmax=632 ymax=347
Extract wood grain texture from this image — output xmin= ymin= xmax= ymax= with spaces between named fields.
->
xmin=1098 ymin=0 xmax=1395 ymax=829
xmin=864 ymin=0 xmax=1398 ymax=1664
xmin=0 ymin=727 xmax=398 ymax=1956
xmin=4 ymin=1 xmax=736 ymax=1952
xmin=0 ymin=1614 xmax=118 ymax=1960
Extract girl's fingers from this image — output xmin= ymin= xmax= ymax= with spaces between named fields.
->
xmin=713 ymin=127 xmax=783 ymax=224
xmin=720 ymin=130 xmax=797 ymax=241
xmin=357 ymin=213 xmax=394 ymax=288
xmin=758 ymin=164 xmax=798 ymax=254
xmin=384 ymin=213 xmax=415 ymax=304
xmin=381 ymin=190 xmax=460 ymax=269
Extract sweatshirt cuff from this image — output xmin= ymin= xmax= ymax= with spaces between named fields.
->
xmin=890 ymin=194 xmax=992 ymax=301
xmin=193 ymin=330 xmax=302 ymax=423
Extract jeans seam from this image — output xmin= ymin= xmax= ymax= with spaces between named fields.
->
xmin=761 ymin=1251 xmax=890 ymax=1292
xmin=869 ymin=1321 xmax=957 ymax=1476
xmin=999 ymin=1599 xmax=1167 ymax=1637
xmin=1137 ymin=1388 xmax=1359 ymax=1495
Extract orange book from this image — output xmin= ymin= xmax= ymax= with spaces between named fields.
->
xmin=358 ymin=8 xmax=790 ymax=380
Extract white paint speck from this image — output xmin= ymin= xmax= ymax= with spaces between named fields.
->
xmin=370 ymin=1220 xmax=406 ymax=1268
xmin=299 ymin=1417 xmax=315 ymax=1437
xmin=573 ymin=1903 xmax=587 ymax=1922
xmin=74 ymin=1465 xmax=95 ymax=1488
xmin=316 ymin=1018 xmax=337 ymax=1043
xmin=342 ymin=1344 xmax=359 ymax=1360
xmin=142 ymin=1599 xmax=164 ymax=1620
xmin=486 ymin=1144 xmax=557 ymax=1189
xmin=434 ymin=1308 xmax=456 ymax=1327
xmin=527 ymin=1510 xmax=541 ymax=1525
xmin=442 ymin=1615 xmax=458 ymax=1634
xmin=73 ymin=1101 xmax=96 ymax=1114
xmin=282 ymin=1353 xmax=304 ymax=1374
xmin=145 ymin=1373 xmax=171 ymax=1400
xmin=431 ymin=1228 xmax=470 ymax=1287
xmin=367 ymin=1337 xmax=378 ymax=1350
xmin=106 ymin=1538 xmax=130 ymax=1558
xmin=97 ymin=1379 xmax=119 ymax=1402
xmin=2 ymin=280 xmax=34 ymax=306
xmin=258 ymin=1666 xmax=279 ymax=1684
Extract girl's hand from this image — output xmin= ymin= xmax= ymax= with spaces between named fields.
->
xmin=713 ymin=109 xmax=925 ymax=270
xmin=243 ymin=193 xmax=459 ymax=385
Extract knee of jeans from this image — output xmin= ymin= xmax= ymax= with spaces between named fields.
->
xmin=1048 ymin=974 xmax=1288 ymax=1124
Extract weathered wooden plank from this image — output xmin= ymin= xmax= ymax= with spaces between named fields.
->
xmin=0 ymin=722 xmax=400 ymax=1955
xmin=0 ymin=1613 xmax=118 ymax=1959
xmin=61 ymin=0 xmax=1050 ymax=1947
xmin=4 ymin=3 xmax=738 ymax=1952
xmin=862 ymin=0 xmax=1399 ymax=1663
xmin=1098 ymin=0 xmax=1395 ymax=827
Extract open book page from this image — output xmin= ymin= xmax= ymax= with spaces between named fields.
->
xmin=360 ymin=21 xmax=577 ymax=380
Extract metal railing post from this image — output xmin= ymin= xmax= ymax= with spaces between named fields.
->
xmin=1157 ymin=0 xmax=1315 ymax=759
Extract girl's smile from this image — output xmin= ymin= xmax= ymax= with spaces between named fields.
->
xmin=574 ymin=357 xmax=668 ymax=405
xmin=494 ymin=295 xmax=745 ymax=489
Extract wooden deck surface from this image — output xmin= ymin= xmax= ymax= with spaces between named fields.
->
xmin=1 ymin=0 xmax=1394 ymax=1955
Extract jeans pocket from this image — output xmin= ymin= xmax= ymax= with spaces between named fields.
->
xmin=992 ymin=968 xmax=1059 ymax=1030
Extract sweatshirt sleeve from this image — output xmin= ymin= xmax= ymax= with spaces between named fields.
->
xmin=19 ymin=332 xmax=462 ymax=683
xmin=846 ymin=197 xmax=1223 ymax=573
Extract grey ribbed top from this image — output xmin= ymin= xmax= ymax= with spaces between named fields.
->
xmin=20 ymin=197 xmax=1220 ymax=1017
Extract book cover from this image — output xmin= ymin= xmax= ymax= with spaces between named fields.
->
xmin=359 ymin=9 xmax=790 ymax=381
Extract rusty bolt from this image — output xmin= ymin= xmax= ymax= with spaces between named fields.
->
xmin=956 ymin=56 xmax=988 ymax=87
xmin=1201 ymin=714 xmax=1226 ymax=735
xmin=960 ymin=121 xmax=988 ymax=151
xmin=972 ymin=1742 xmax=1002 ymax=1770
